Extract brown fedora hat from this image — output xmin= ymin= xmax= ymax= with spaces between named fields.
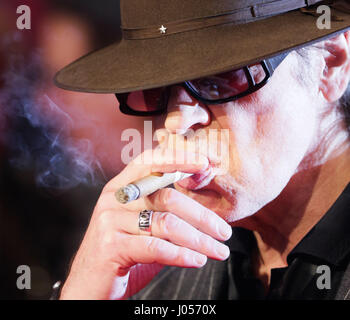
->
xmin=54 ymin=0 xmax=350 ymax=94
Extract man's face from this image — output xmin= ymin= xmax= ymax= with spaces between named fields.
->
xmin=154 ymin=52 xmax=320 ymax=223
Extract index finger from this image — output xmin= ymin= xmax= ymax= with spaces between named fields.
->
xmin=146 ymin=188 xmax=232 ymax=242
xmin=105 ymin=148 xmax=209 ymax=191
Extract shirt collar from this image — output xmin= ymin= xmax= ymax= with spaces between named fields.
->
xmin=226 ymin=183 xmax=350 ymax=267
xmin=226 ymin=226 xmax=257 ymax=256
xmin=287 ymin=183 xmax=350 ymax=267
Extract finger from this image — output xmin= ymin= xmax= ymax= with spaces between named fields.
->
xmin=105 ymin=148 xmax=209 ymax=191
xmin=147 ymin=188 xmax=232 ymax=241
xmin=114 ymin=211 xmax=230 ymax=261
xmin=151 ymin=212 xmax=229 ymax=260
xmin=116 ymin=234 xmax=208 ymax=269
xmin=95 ymin=188 xmax=232 ymax=242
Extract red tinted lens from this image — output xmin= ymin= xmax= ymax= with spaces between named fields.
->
xmin=189 ymin=69 xmax=249 ymax=100
xmin=127 ymin=88 xmax=167 ymax=112
xmin=188 ymin=64 xmax=266 ymax=101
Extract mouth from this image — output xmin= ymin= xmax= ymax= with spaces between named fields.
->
xmin=175 ymin=164 xmax=215 ymax=190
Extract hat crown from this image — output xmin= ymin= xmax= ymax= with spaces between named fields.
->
xmin=120 ymin=0 xmax=259 ymax=29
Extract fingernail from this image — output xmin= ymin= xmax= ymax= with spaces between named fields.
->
xmin=194 ymin=254 xmax=207 ymax=266
xmin=219 ymin=224 xmax=232 ymax=240
xmin=216 ymin=244 xmax=230 ymax=260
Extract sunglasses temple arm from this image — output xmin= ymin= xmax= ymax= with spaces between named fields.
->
xmin=266 ymin=51 xmax=290 ymax=72
xmin=244 ymin=67 xmax=256 ymax=87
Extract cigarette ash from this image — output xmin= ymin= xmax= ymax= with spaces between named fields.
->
xmin=0 ymin=32 xmax=106 ymax=190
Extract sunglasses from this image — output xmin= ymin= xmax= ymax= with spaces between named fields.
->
xmin=116 ymin=52 xmax=289 ymax=116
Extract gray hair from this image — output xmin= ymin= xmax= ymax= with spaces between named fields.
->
xmin=339 ymin=85 xmax=350 ymax=134
xmin=295 ymin=45 xmax=350 ymax=136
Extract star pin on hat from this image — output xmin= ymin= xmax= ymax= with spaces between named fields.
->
xmin=54 ymin=0 xmax=350 ymax=94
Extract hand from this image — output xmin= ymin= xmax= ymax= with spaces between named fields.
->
xmin=59 ymin=149 xmax=232 ymax=300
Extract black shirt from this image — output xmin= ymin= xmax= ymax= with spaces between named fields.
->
xmin=131 ymin=183 xmax=350 ymax=300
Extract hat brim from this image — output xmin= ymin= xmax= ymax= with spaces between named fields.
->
xmin=54 ymin=9 xmax=350 ymax=94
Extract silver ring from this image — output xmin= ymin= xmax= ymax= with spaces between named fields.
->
xmin=138 ymin=210 xmax=153 ymax=236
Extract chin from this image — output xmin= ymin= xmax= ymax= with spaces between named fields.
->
xmin=175 ymin=174 xmax=270 ymax=224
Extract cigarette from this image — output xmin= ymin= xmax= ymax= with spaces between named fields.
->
xmin=115 ymin=171 xmax=194 ymax=204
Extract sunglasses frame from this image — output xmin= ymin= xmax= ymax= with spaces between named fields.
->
xmin=116 ymin=51 xmax=289 ymax=117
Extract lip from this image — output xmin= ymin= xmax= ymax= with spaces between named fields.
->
xmin=175 ymin=165 xmax=214 ymax=190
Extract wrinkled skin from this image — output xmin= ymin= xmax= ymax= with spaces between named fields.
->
xmin=60 ymin=32 xmax=350 ymax=299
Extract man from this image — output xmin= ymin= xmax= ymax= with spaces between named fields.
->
xmin=53 ymin=0 xmax=350 ymax=299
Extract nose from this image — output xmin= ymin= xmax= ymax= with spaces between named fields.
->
xmin=164 ymin=86 xmax=211 ymax=135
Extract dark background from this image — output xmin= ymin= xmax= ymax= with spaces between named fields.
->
xmin=0 ymin=0 xmax=130 ymax=299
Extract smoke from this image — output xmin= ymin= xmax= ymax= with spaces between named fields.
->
xmin=0 ymin=32 xmax=106 ymax=190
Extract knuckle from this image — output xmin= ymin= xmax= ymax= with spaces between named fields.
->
xmin=101 ymin=183 xmax=112 ymax=194
xmin=146 ymin=237 xmax=165 ymax=257
xmin=199 ymin=210 xmax=212 ymax=226
xmin=95 ymin=210 xmax=120 ymax=249
xmin=95 ymin=187 xmax=122 ymax=211
xmin=194 ymin=233 xmax=210 ymax=250
xmin=159 ymin=188 xmax=177 ymax=207
xmin=177 ymin=247 xmax=191 ymax=264
xmin=157 ymin=212 xmax=179 ymax=236
xmin=149 ymin=188 xmax=178 ymax=209
xmin=96 ymin=210 xmax=115 ymax=231
xmin=94 ymin=192 xmax=111 ymax=212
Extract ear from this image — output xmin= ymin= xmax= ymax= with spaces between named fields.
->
xmin=319 ymin=30 xmax=350 ymax=103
